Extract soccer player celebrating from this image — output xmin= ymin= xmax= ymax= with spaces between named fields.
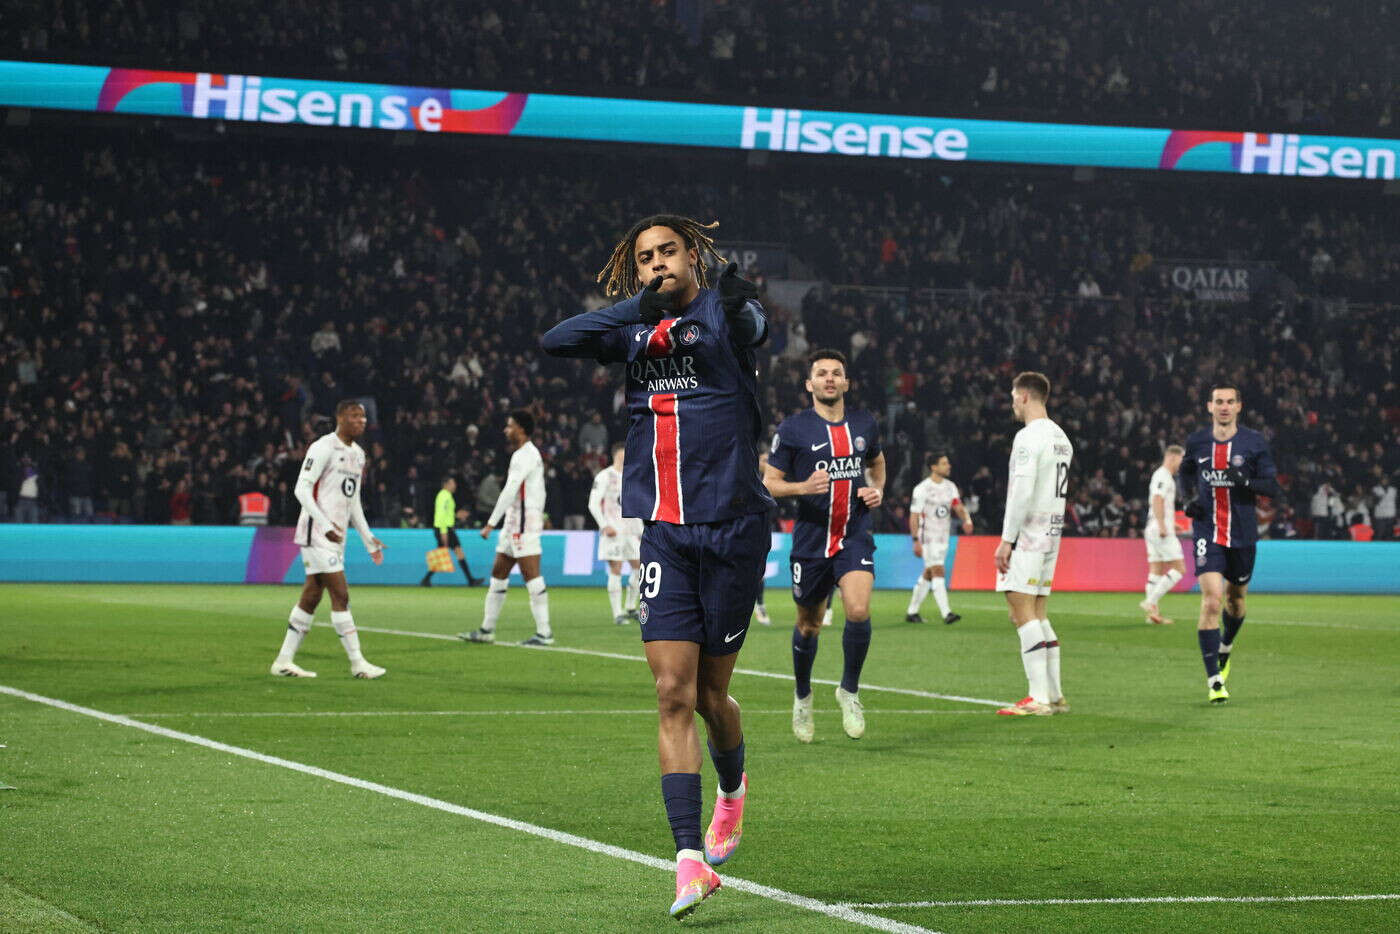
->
xmin=765 ymin=349 xmax=885 ymax=743
xmin=271 ymin=400 xmax=387 ymax=679
xmin=994 ymin=373 xmax=1073 ymax=717
xmin=460 ymin=410 xmax=553 ymax=646
xmin=420 ymin=476 xmax=483 ymax=587
xmin=590 ymin=442 xmax=643 ymax=624
xmin=907 ymin=452 xmax=974 ymax=624
xmin=1139 ymin=445 xmax=1186 ymax=624
xmin=1180 ymin=385 xmax=1281 ymax=704
xmin=540 ymin=216 xmax=772 ymax=918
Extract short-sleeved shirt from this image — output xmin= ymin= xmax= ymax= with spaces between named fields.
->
xmin=434 ymin=489 xmax=456 ymax=530
xmin=911 ymin=477 xmax=961 ymax=545
xmin=1145 ymin=466 xmax=1178 ymax=537
xmin=769 ymin=408 xmax=882 ymax=558
xmin=1180 ymin=426 xmax=1277 ymax=548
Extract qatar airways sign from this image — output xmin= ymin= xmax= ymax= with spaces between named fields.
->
xmin=2 ymin=60 xmax=1398 ymax=181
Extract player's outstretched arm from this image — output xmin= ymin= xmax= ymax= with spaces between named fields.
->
xmin=539 ymin=294 xmax=643 ymax=360
xmin=717 ymin=262 xmax=768 ymax=348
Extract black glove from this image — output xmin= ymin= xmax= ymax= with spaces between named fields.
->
xmin=1223 ymin=466 xmax=1250 ymax=489
xmin=717 ymin=261 xmax=758 ymax=318
xmin=1183 ymin=498 xmax=1208 ymax=521
xmin=638 ymin=275 xmax=674 ymax=326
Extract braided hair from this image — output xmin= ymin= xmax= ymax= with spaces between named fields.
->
xmin=596 ymin=214 xmax=726 ymax=297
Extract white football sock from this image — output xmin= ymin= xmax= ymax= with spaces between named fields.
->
xmin=1017 ymin=621 xmax=1051 ymax=704
xmin=1145 ymin=574 xmax=1161 ymax=601
xmin=931 ymin=577 xmax=952 ymax=617
xmin=1040 ymin=619 xmax=1062 ymax=700
xmin=625 ymin=569 xmax=640 ymax=611
xmin=607 ymin=572 xmax=623 ymax=618
xmin=331 ymin=610 xmax=362 ymax=663
xmin=1147 ymin=569 xmax=1183 ymax=605
xmin=908 ymin=577 xmax=930 ymax=614
xmin=277 ymin=606 xmax=314 ymax=662
xmin=481 ymin=577 xmax=508 ymax=632
xmin=526 ymin=576 xmax=551 ymax=638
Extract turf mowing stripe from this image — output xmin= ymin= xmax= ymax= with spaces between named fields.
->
xmin=840 ymin=894 xmax=1400 ymax=909
xmin=126 ymin=709 xmax=985 ymax=718
xmin=1 ymin=684 xmax=941 ymax=934
xmin=325 ymin=623 xmax=1015 ymax=708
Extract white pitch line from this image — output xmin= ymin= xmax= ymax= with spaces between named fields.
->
xmin=1 ymin=683 xmax=939 ymax=934
xmin=322 ymin=623 xmax=1016 ymax=708
xmin=126 ymin=709 xmax=985 ymax=719
xmin=841 ymin=894 xmax=1400 ymax=909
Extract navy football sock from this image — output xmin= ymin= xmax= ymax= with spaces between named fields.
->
xmin=1198 ymin=628 xmax=1222 ymax=679
xmin=792 ymin=626 xmax=818 ymax=699
xmin=660 ymin=772 xmax=703 ymax=852
xmin=840 ymin=618 xmax=872 ymax=693
xmin=1221 ymin=611 xmax=1245 ymax=647
xmin=707 ymin=738 xmax=745 ymax=796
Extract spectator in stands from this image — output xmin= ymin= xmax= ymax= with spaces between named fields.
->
xmin=65 ymin=446 xmax=96 ymax=522
xmin=15 ymin=456 xmax=40 ymax=523
xmin=1372 ymin=471 xmax=1397 ymax=540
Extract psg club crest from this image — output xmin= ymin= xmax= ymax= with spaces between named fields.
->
xmin=637 ymin=602 xmax=649 ymax=625
xmin=679 ymin=324 xmax=700 ymax=345
xmin=1232 ymin=454 xmax=1245 ymax=466
xmin=854 ymin=436 xmax=867 ymax=452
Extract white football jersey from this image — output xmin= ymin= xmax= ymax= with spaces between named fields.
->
xmin=1145 ymin=465 xmax=1178 ymax=536
xmin=489 ymin=440 xmax=546 ymax=535
xmin=911 ymin=477 xmax=961 ymax=545
xmin=589 ymin=465 xmax=643 ymax=537
xmin=295 ymin=432 xmax=368 ymax=547
xmin=1002 ymin=417 xmax=1073 ymax=553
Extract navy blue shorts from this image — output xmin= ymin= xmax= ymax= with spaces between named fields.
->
xmin=1194 ymin=538 xmax=1256 ymax=585
xmin=790 ymin=535 xmax=876 ymax=607
xmin=637 ymin=512 xmax=771 ymax=656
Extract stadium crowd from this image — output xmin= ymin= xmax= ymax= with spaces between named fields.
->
xmin=2 ymin=131 xmax=1397 ymax=539
xmin=4 ymin=0 xmax=1393 ymax=134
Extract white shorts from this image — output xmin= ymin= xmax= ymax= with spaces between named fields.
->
xmin=996 ymin=544 xmax=1061 ymax=596
xmin=496 ymin=531 xmax=543 ymax=559
xmin=300 ymin=544 xmax=346 ymax=576
xmin=1145 ymin=532 xmax=1184 ymax=563
xmin=920 ymin=539 xmax=950 ymax=568
xmin=597 ymin=532 xmax=641 ymax=563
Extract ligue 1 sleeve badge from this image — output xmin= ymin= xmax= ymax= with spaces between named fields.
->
xmin=855 ymin=436 xmax=867 ymax=452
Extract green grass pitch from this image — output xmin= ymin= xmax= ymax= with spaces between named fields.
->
xmin=2 ymin=582 xmax=1397 ymax=933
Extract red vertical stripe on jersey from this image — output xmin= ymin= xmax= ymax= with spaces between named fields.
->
xmin=646 ymin=318 xmax=678 ymax=357
xmin=649 ymin=393 xmax=682 ymax=523
xmin=826 ymin=424 xmax=853 ymax=557
xmin=1213 ymin=441 xmax=1232 ymax=547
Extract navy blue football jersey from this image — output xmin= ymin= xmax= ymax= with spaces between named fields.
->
xmin=540 ymin=288 xmax=775 ymax=525
xmin=769 ymin=408 xmax=882 ymax=558
xmin=1180 ymin=426 xmax=1278 ymax=548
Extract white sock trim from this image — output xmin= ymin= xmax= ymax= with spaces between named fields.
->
xmin=676 ymin=848 xmax=706 ymax=866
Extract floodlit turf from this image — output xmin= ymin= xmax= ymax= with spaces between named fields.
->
xmin=2 ymin=582 xmax=1398 ymax=933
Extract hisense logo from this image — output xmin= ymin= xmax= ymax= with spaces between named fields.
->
xmin=192 ymin=73 xmax=442 ymax=131
xmin=1239 ymin=133 xmax=1396 ymax=179
xmin=740 ymin=108 xmax=968 ymax=161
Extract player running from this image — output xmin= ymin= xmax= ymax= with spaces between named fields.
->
xmin=420 ymin=476 xmax=483 ymax=587
xmin=1139 ymin=445 xmax=1186 ymax=624
xmin=459 ymin=410 xmax=554 ymax=646
xmin=541 ymin=215 xmax=773 ymax=919
xmin=906 ymin=452 xmax=974 ymax=624
xmin=994 ymin=372 xmax=1073 ymax=717
xmin=271 ymin=400 xmax=387 ymax=679
xmin=765 ymin=349 xmax=885 ymax=743
xmin=591 ymin=442 xmax=643 ymax=625
xmin=1180 ymin=385 xmax=1280 ymax=704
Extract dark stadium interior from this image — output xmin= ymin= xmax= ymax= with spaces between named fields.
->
xmin=2 ymin=124 xmax=1396 ymax=537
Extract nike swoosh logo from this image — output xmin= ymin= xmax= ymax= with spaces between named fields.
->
xmin=811 ymin=442 xmax=829 ymax=451
xmin=724 ymin=629 xmax=746 ymax=643
xmin=1197 ymin=457 xmax=1210 ymax=463
xmin=860 ymin=559 xmax=873 ymax=566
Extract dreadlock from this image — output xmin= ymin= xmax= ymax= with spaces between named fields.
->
xmin=596 ymin=214 xmax=726 ymax=297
